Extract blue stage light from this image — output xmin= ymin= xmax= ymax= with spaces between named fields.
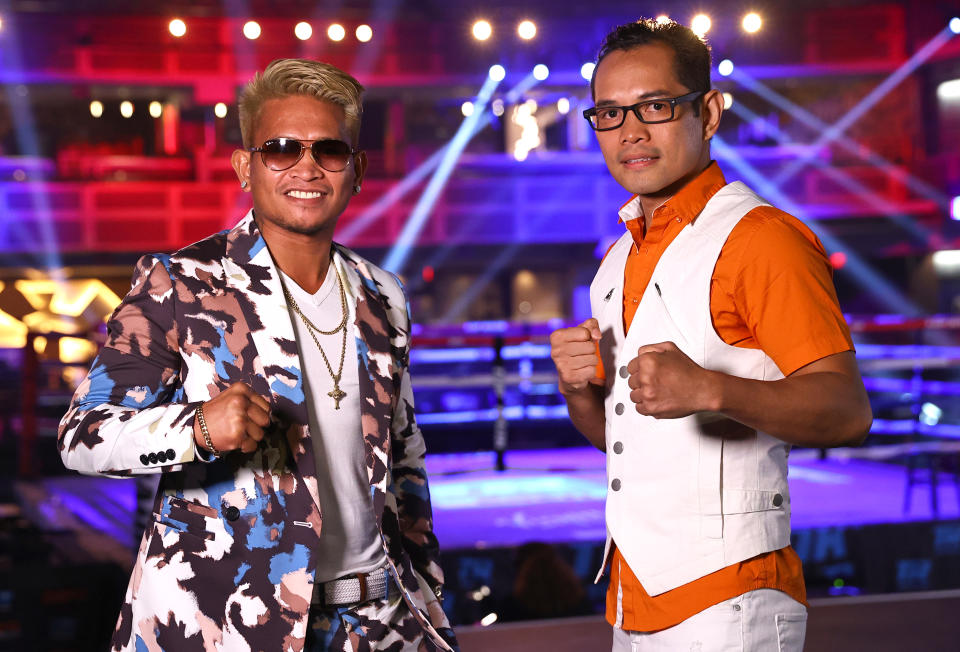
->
xmin=532 ymin=64 xmax=549 ymax=81
xmin=489 ymin=64 xmax=506 ymax=81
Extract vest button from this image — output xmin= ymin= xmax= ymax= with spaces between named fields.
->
xmin=224 ymin=506 xmax=240 ymax=521
xmin=619 ymin=366 xmax=629 ymax=378
xmin=772 ymin=493 xmax=784 ymax=507
xmin=611 ymin=478 xmax=622 ymax=491
xmin=615 ymin=403 xmax=625 ymax=415
xmin=613 ymin=441 xmax=624 ymax=454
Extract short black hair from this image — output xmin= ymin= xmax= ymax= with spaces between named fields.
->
xmin=591 ymin=18 xmax=712 ymax=105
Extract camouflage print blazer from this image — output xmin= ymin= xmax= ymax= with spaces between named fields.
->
xmin=58 ymin=211 xmax=455 ymax=651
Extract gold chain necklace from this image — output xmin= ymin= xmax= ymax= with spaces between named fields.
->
xmin=281 ymin=264 xmax=349 ymax=409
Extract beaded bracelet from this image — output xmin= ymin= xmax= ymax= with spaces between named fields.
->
xmin=196 ymin=403 xmax=221 ymax=458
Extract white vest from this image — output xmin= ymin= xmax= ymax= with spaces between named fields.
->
xmin=591 ymin=182 xmax=792 ymax=596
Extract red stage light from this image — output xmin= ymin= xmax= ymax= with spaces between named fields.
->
xmin=830 ymin=251 xmax=847 ymax=269
xmin=422 ymin=266 xmax=435 ymax=283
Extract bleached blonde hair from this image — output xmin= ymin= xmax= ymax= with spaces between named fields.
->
xmin=238 ymin=58 xmax=364 ymax=147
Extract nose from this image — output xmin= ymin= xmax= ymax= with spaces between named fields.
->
xmin=290 ymin=145 xmax=325 ymax=179
xmin=620 ymin=109 xmax=650 ymax=144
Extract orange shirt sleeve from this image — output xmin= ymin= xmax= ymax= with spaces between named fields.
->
xmin=710 ymin=206 xmax=855 ymax=376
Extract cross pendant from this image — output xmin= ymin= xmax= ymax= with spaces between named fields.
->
xmin=328 ymin=386 xmax=347 ymax=409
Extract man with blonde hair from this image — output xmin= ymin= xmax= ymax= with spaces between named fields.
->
xmin=59 ymin=58 xmax=458 ymax=652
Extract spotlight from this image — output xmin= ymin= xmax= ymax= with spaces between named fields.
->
xmin=580 ymin=62 xmax=595 ymax=81
xmin=532 ymin=64 xmax=549 ymax=81
xmin=488 ymin=64 xmax=506 ymax=81
xmin=149 ymin=101 xmax=163 ymax=118
xmin=356 ymin=24 xmax=373 ymax=42
xmin=517 ymin=20 xmax=537 ymax=40
xmin=89 ymin=101 xmax=104 ymax=118
xmin=722 ymin=92 xmax=733 ymax=109
xmin=295 ymin=21 xmax=312 ymax=40
xmin=691 ymin=14 xmax=711 ymax=37
xmin=557 ymin=97 xmax=570 ymax=114
xmin=932 ymin=250 xmax=960 ymax=274
xmin=656 ymin=15 xmax=671 ymax=24
xmin=950 ymin=17 xmax=960 ymax=34
xmin=328 ymin=23 xmax=346 ymax=41
xmin=120 ymin=101 xmax=134 ymax=118
xmin=952 ymin=196 xmax=960 ymax=221
xmin=214 ymin=103 xmax=228 ymax=118
xmin=920 ymin=402 xmax=943 ymax=426
xmin=718 ymin=59 xmax=734 ymax=77
xmin=472 ymin=19 xmax=492 ymax=41
xmin=492 ymin=98 xmax=505 ymax=116
xmin=938 ymin=79 xmax=960 ymax=100
xmin=243 ymin=21 xmax=261 ymax=40
xmin=742 ymin=12 xmax=762 ymax=33
xmin=168 ymin=18 xmax=186 ymax=38
xmin=480 ymin=613 xmax=498 ymax=627
xmin=461 ymin=101 xmax=475 ymax=117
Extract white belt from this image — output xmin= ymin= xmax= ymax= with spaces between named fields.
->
xmin=317 ymin=566 xmax=390 ymax=607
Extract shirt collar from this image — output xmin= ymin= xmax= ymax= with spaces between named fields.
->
xmin=617 ymin=161 xmax=727 ymax=226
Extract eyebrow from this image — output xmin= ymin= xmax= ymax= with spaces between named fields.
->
xmin=595 ymin=90 xmax=674 ymax=107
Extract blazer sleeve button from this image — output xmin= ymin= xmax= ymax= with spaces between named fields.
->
xmin=140 ymin=454 xmax=149 ymax=465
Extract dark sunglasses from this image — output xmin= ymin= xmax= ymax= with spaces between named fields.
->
xmin=247 ymin=137 xmax=358 ymax=172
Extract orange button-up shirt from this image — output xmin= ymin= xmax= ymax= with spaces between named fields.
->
xmin=603 ymin=162 xmax=854 ymax=632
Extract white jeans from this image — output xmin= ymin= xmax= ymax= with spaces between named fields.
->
xmin=611 ymin=589 xmax=807 ymax=652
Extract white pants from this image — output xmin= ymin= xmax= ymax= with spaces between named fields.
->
xmin=611 ymin=589 xmax=807 ymax=652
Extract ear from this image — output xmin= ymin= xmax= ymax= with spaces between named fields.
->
xmin=700 ymin=89 xmax=724 ymax=141
xmin=353 ymin=150 xmax=368 ymax=190
xmin=231 ymin=149 xmax=251 ymax=190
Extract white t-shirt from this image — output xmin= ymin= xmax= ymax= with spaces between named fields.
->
xmin=281 ymin=259 xmax=386 ymax=583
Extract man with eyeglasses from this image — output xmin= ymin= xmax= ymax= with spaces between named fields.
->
xmin=549 ymin=19 xmax=872 ymax=651
xmin=59 ymin=58 xmax=457 ymax=652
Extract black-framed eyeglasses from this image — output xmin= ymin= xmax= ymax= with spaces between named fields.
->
xmin=247 ymin=137 xmax=358 ymax=172
xmin=582 ymin=91 xmax=705 ymax=131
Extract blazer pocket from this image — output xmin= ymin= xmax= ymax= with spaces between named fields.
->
xmin=153 ymin=495 xmax=218 ymax=541
xmin=720 ymin=489 xmax=788 ymax=515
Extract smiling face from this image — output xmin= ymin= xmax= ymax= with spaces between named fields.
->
xmin=232 ymin=94 xmax=366 ymax=240
xmin=592 ymin=42 xmax=721 ymax=215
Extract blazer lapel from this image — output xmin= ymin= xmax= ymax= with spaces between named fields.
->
xmin=336 ymin=247 xmax=398 ymax=527
xmin=222 ymin=210 xmax=322 ymax=511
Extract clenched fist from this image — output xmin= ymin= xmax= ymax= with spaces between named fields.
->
xmin=627 ymin=341 xmax=719 ymax=418
xmin=550 ymin=318 xmax=605 ymax=395
xmin=194 ymin=383 xmax=271 ymax=454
